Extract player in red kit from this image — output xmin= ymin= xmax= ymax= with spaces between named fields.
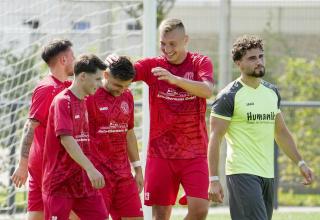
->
xmin=42 ymin=54 xmax=107 ymax=220
xmin=86 ymin=56 xmax=143 ymax=220
xmin=11 ymin=39 xmax=74 ymax=220
xmin=106 ymin=18 xmax=214 ymax=220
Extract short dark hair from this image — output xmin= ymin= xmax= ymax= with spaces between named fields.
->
xmin=159 ymin=18 xmax=185 ymax=35
xmin=74 ymin=54 xmax=107 ymax=76
xmin=232 ymin=35 xmax=264 ymax=62
xmin=41 ymin=39 xmax=72 ymax=64
xmin=108 ymin=56 xmax=135 ymax=81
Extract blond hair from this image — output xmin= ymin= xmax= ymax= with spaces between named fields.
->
xmin=159 ymin=18 xmax=185 ymax=34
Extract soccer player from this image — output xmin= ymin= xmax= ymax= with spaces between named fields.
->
xmin=11 ymin=39 xmax=74 ymax=220
xmin=209 ymin=35 xmax=314 ymax=220
xmin=106 ymin=18 xmax=214 ymax=220
xmin=42 ymin=54 xmax=107 ymax=220
xmin=86 ymin=56 xmax=143 ymax=220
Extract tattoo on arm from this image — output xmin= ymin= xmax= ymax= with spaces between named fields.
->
xmin=21 ymin=121 xmax=35 ymax=159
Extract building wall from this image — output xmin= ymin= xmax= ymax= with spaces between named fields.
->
xmin=170 ymin=1 xmax=320 ymax=35
xmin=168 ymin=1 xmax=320 ymax=62
xmin=0 ymin=0 xmax=143 ymax=57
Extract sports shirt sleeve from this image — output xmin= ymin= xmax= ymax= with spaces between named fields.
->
xmin=262 ymin=80 xmax=282 ymax=114
xmin=29 ymin=85 xmax=55 ymax=125
xmin=134 ymin=58 xmax=157 ymax=85
xmin=196 ymin=56 xmax=214 ymax=83
xmin=211 ymin=90 xmax=235 ymax=121
xmin=54 ymin=97 xmax=73 ymax=136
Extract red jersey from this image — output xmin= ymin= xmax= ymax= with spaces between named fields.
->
xmin=86 ymin=88 xmax=134 ymax=177
xmin=134 ymin=52 xmax=213 ymax=159
xmin=42 ymin=89 xmax=97 ymax=198
xmin=28 ymin=75 xmax=71 ymax=170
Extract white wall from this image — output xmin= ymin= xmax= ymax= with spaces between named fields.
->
xmin=170 ymin=0 xmax=320 ymax=35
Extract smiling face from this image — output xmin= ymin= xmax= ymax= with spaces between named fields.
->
xmin=159 ymin=28 xmax=188 ymax=65
xmin=82 ymin=71 xmax=103 ymax=96
xmin=103 ymin=71 xmax=132 ymax=97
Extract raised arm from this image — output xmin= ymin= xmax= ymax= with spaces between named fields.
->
xmin=152 ymin=67 xmax=213 ymax=98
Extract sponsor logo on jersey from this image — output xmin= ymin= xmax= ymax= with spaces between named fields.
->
xmin=75 ymin=133 xmax=89 ymax=142
xmin=247 ymin=112 xmax=275 ymax=122
xmin=75 ymin=114 xmax=80 ymax=119
xmin=99 ymin=106 xmax=109 ymax=111
xmin=97 ymin=121 xmax=128 ymax=134
xmin=157 ymin=88 xmax=196 ymax=101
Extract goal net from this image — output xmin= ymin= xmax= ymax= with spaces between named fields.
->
xmin=0 ymin=0 xmax=149 ymax=216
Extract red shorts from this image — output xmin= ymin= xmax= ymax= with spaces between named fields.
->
xmin=28 ymin=166 xmax=43 ymax=211
xmin=144 ymin=157 xmax=209 ymax=206
xmin=100 ymin=172 xmax=143 ymax=220
xmin=42 ymin=193 xmax=107 ymax=220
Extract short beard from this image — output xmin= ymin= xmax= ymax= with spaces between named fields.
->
xmin=248 ymin=67 xmax=265 ymax=78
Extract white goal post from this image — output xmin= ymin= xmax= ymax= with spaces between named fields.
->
xmin=0 ymin=0 xmax=156 ymax=218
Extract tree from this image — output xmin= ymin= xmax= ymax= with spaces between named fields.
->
xmin=277 ymin=57 xmax=320 ymax=193
xmin=121 ymin=0 xmax=176 ymax=28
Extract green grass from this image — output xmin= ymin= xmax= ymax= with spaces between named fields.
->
xmin=1 ymin=190 xmax=320 ymax=219
xmin=171 ymin=212 xmax=320 ymax=220
xmin=0 ymin=191 xmax=26 ymax=212
xmin=278 ymin=191 xmax=320 ymax=206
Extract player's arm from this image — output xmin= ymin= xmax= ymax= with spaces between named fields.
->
xmin=152 ymin=66 xmax=213 ymax=98
xmin=126 ymin=129 xmax=143 ymax=193
xmin=11 ymin=119 xmax=39 ymax=188
xmin=274 ymin=113 xmax=314 ymax=185
xmin=60 ymin=135 xmax=105 ymax=189
xmin=208 ymin=116 xmax=230 ymax=203
xmin=105 ymin=54 xmax=213 ymax=97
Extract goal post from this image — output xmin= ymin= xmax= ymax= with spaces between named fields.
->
xmin=141 ymin=1 xmax=156 ymax=219
xmin=0 ymin=0 xmax=156 ymax=217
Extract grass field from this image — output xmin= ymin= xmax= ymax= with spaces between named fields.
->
xmin=1 ymin=191 xmax=320 ymax=220
xmin=171 ymin=212 xmax=320 ymax=220
xmin=1 ymin=212 xmax=319 ymax=220
xmin=0 ymin=209 xmax=319 ymax=220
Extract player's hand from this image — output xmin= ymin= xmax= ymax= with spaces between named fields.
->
xmin=151 ymin=67 xmax=179 ymax=85
xmin=209 ymin=181 xmax=224 ymax=203
xmin=134 ymin=168 xmax=144 ymax=193
xmin=11 ymin=160 xmax=28 ymax=188
xmin=86 ymin=167 xmax=105 ymax=189
xmin=299 ymin=164 xmax=314 ymax=185
xmin=105 ymin=54 xmax=119 ymax=66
